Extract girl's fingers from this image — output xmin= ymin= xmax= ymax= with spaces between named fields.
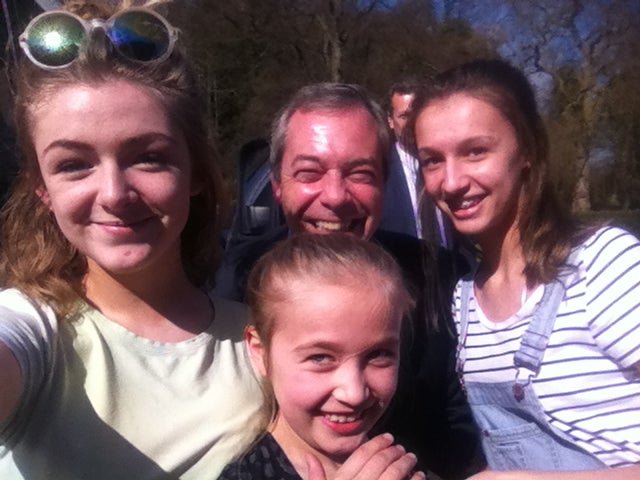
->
xmin=334 ymin=434 xmax=419 ymax=480
xmin=305 ymin=453 xmax=327 ymax=480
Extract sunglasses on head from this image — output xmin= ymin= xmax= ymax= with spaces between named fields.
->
xmin=19 ymin=8 xmax=179 ymax=70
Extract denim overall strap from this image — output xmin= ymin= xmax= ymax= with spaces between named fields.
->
xmin=457 ymin=249 xmax=606 ymax=470
xmin=511 ymin=278 xmax=565 ymax=399
xmin=456 ymin=279 xmax=473 ymax=383
xmin=513 ymin=249 xmax=579 ymax=378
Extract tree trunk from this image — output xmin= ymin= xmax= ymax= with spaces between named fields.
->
xmin=572 ymin=159 xmax=591 ymax=212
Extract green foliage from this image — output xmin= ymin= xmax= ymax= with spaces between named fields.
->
xmin=169 ymin=0 xmax=495 ymax=183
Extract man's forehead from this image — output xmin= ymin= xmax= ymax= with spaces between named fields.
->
xmin=278 ymin=105 xmax=385 ymax=175
xmin=284 ymin=106 xmax=380 ymax=150
xmin=391 ymin=93 xmax=415 ymax=110
xmin=290 ymin=105 xmax=375 ymax=126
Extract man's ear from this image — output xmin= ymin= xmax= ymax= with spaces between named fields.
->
xmin=245 ymin=325 xmax=268 ymax=377
xmin=270 ymin=174 xmax=282 ymax=205
xmin=35 ymin=185 xmax=51 ymax=209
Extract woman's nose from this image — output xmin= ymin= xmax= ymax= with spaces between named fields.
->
xmin=442 ymin=159 xmax=469 ymax=196
xmin=332 ymin=363 xmax=370 ymax=406
xmin=97 ymin=164 xmax=138 ymax=209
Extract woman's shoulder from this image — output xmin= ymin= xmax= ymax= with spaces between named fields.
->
xmin=0 ymin=287 xmax=47 ymax=310
xmin=574 ymin=225 xmax=640 ymax=267
xmin=567 ymin=225 xmax=640 ymax=308
xmin=0 ymin=288 xmax=58 ymax=383
xmin=582 ymin=224 xmax=639 ymax=246
xmin=0 ymin=288 xmax=57 ymax=328
xmin=217 ymin=433 xmax=301 ymax=480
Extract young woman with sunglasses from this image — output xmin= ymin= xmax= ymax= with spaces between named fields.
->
xmin=407 ymin=59 xmax=640 ymax=479
xmin=0 ymin=3 xmax=265 ymax=479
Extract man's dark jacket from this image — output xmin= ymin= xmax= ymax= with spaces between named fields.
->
xmin=379 ymin=144 xmax=419 ymax=238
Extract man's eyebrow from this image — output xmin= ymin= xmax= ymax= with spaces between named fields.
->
xmin=341 ymin=157 xmax=379 ymax=169
xmin=289 ymin=156 xmax=378 ymax=168
xmin=290 ymin=155 xmax=322 ymax=164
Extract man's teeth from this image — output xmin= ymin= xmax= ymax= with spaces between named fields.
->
xmin=326 ymin=413 xmax=360 ymax=423
xmin=315 ymin=221 xmax=350 ymax=231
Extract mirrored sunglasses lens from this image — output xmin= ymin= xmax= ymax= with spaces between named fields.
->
xmin=25 ymin=13 xmax=85 ymax=67
xmin=110 ymin=11 xmax=171 ymax=61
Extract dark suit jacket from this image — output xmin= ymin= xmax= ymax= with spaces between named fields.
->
xmin=379 ymin=144 xmax=419 ymax=238
xmin=214 ymin=227 xmax=485 ymax=480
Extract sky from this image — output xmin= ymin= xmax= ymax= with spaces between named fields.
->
xmin=34 ymin=0 xmax=60 ymax=9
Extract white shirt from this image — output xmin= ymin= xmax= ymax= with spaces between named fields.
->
xmin=0 ymin=291 xmax=264 ymax=479
xmin=395 ymin=142 xmax=422 ymax=237
xmin=454 ymin=227 xmax=640 ymax=467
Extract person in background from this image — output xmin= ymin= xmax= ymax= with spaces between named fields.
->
xmin=381 ymin=80 xmax=452 ymax=248
xmin=215 ymin=82 xmax=485 ymax=480
xmin=219 ymin=234 xmax=424 ymax=480
xmin=0 ymin=2 xmax=262 ymax=478
xmin=408 ymin=58 xmax=640 ymax=479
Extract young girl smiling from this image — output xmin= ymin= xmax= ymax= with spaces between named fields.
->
xmin=219 ymin=234 xmax=425 ymax=480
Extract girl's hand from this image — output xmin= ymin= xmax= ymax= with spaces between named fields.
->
xmin=305 ymin=433 xmax=425 ymax=480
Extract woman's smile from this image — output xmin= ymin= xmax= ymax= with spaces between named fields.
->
xmin=32 ymin=80 xmax=193 ymax=277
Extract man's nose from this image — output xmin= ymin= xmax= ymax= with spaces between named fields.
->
xmin=319 ymin=171 xmax=350 ymax=208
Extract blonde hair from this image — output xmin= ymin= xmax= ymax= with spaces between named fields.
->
xmin=245 ymin=233 xmax=414 ymax=428
xmin=2 ymin=1 xmax=226 ymax=318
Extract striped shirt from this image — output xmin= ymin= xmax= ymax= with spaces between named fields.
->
xmin=454 ymin=226 xmax=640 ymax=467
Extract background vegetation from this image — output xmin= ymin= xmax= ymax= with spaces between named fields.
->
xmin=167 ymin=0 xmax=494 ymax=179
xmin=2 ymin=0 xmax=639 ymax=232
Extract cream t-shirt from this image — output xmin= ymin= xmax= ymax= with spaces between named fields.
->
xmin=0 ymin=289 xmax=263 ymax=479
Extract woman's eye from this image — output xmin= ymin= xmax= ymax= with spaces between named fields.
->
xmin=468 ymin=146 xmax=487 ymax=157
xmin=54 ymin=159 xmax=91 ymax=174
xmin=136 ymin=152 xmax=167 ymax=166
xmin=418 ymin=155 xmax=442 ymax=170
xmin=367 ymin=349 xmax=397 ymax=366
xmin=306 ymin=353 xmax=332 ymax=364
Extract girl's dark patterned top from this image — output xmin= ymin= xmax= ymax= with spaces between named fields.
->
xmin=217 ymin=433 xmax=302 ymax=480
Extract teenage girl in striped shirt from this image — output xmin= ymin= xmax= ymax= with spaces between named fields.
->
xmin=407 ymin=59 xmax=640 ymax=479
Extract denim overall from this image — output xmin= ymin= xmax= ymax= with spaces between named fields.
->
xmin=457 ymin=257 xmax=606 ymax=470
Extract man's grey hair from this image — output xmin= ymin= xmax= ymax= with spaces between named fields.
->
xmin=269 ymin=83 xmax=391 ymax=182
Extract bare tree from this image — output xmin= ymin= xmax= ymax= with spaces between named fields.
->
xmin=449 ymin=0 xmax=640 ymax=212
xmin=171 ymin=0 xmax=494 ymax=183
